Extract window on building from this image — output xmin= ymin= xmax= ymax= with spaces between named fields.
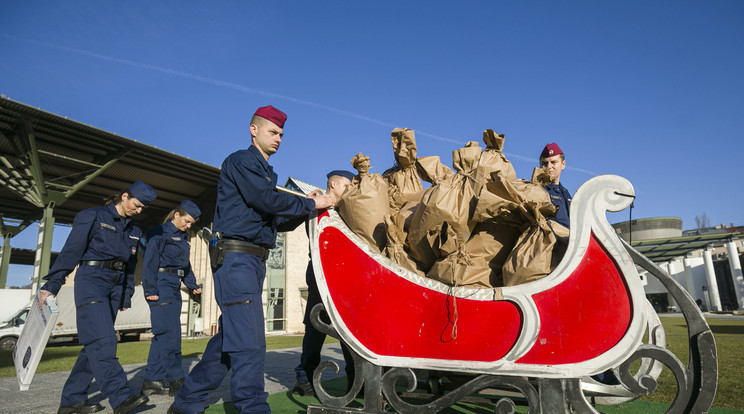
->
xmin=265 ymin=232 xmax=286 ymax=332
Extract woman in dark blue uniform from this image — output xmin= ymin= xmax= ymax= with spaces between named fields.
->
xmin=38 ymin=180 xmax=156 ymax=414
xmin=141 ymin=200 xmax=202 ymax=397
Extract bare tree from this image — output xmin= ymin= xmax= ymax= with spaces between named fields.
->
xmin=695 ymin=213 xmax=710 ymax=229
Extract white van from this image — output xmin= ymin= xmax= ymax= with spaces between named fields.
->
xmin=0 ymin=285 xmax=151 ymax=350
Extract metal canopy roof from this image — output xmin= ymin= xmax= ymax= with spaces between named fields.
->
xmin=9 ymin=248 xmax=59 ymax=266
xmin=0 ymin=96 xmax=220 ymax=236
xmin=630 ymin=232 xmax=742 ymax=262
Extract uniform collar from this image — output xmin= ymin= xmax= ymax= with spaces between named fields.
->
xmin=163 ymin=220 xmax=179 ymax=234
xmin=247 ymin=144 xmax=271 ymax=171
xmin=106 ymin=203 xmax=128 ymax=222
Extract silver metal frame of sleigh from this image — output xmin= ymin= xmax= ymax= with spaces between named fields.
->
xmin=306 ymin=175 xmax=718 ymax=414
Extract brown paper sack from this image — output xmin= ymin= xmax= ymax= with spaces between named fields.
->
xmin=426 ymin=223 xmax=492 ymax=287
xmin=481 ymin=176 xmax=558 ymax=224
xmin=476 ymin=172 xmax=566 ymax=286
xmin=465 ymin=220 xmax=522 ymax=286
xmin=471 ymin=183 xmax=523 ymax=226
xmin=466 ymin=184 xmax=524 ymax=286
xmin=530 ymin=167 xmax=569 ymax=266
xmin=416 ymin=155 xmax=454 ymax=184
xmin=549 ymin=220 xmax=570 ymax=270
xmin=398 ymin=200 xmax=419 ymax=233
xmin=531 ymin=167 xmax=552 ymax=187
xmin=383 ymin=213 xmax=425 ymax=276
xmin=336 ymin=153 xmax=390 ymax=252
xmin=502 ymin=218 xmax=559 ymax=286
xmin=474 ymin=129 xmax=517 ymax=182
xmin=407 ymin=142 xmax=482 ymax=269
xmin=384 ymin=128 xmax=425 ymax=210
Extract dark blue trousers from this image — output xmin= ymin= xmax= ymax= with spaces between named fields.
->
xmin=172 ymin=253 xmax=269 ymax=414
xmin=145 ymin=295 xmax=183 ymax=382
xmin=60 ymin=267 xmax=134 ymax=408
xmin=295 ymin=263 xmax=355 ymax=384
xmin=296 ymin=316 xmax=355 ymax=384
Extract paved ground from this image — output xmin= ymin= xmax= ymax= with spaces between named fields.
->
xmin=0 ymin=343 xmax=347 ymax=413
xmin=2 ymin=312 xmax=741 ymax=413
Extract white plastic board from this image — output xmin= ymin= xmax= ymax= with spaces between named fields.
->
xmin=13 ymin=292 xmax=59 ymax=391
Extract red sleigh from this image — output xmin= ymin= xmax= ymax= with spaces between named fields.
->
xmin=306 ymin=175 xmax=718 ymax=413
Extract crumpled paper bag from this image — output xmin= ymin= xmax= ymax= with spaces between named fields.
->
xmin=531 ymin=166 xmax=552 ymax=187
xmin=502 ymin=217 xmax=569 ymax=286
xmin=407 ymin=142 xmax=482 ymax=269
xmin=416 ymin=155 xmax=454 ymax=184
xmin=426 ymin=222 xmax=492 ymax=287
xmin=397 ymin=200 xmax=419 ymax=234
xmin=474 ymin=129 xmax=517 ymax=182
xmin=336 ymin=153 xmax=390 ymax=252
xmin=465 ymin=219 xmax=522 ymax=286
xmin=384 ymin=128 xmax=425 ymax=211
xmin=466 ymin=169 xmax=562 ymax=287
xmin=383 ymin=212 xmax=425 ymax=276
xmin=477 ymin=175 xmax=558 ymax=224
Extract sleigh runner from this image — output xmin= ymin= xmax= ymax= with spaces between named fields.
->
xmin=306 ymin=175 xmax=718 ymax=413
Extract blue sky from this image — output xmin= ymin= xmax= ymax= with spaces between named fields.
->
xmin=2 ymin=1 xmax=743 ymax=286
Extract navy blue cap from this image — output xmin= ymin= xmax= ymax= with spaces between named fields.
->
xmin=127 ymin=181 xmax=157 ymax=206
xmin=179 ymin=200 xmax=201 ymax=219
xmin=326 ymin=170 xmax=355 ymax=182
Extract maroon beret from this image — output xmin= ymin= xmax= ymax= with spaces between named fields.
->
xmin=253 ymin=105 xmax=287 ymax=128
xmin=540 ymin=142 xmax=563 ymax=159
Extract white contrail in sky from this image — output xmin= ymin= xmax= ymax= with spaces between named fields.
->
xmin=3 ymin=33 xmax=595 ymax=175
xmin=3 ymin=34 xmax=461 ymax=144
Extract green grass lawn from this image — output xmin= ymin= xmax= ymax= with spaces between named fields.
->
xmin=641 ymin=317 xmax=744 ymax=410
xmin=0 ymin=317 xmax=741 ymax=410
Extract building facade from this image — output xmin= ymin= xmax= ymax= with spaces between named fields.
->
xmin=185 ymin=222 xmax=311 ymax=337
xmin=613 ymin=218 xmax=744 ymax=312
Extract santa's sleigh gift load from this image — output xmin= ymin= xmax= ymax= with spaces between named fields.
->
xmin=335 ymin=128 xmax=567 ymax=288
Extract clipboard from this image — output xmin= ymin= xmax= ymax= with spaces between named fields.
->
xmin=13 ymin=291 xmax=59 ymax=391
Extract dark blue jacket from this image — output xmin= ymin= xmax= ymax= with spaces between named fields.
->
xmin=142 ymin=220 xmax=199 ymax=298
xmin=41 ymin=203 xmax=141 ymax=308
xmin=545 ymin=182 xmax=572 ymax=229
xmin=213 ymin=145 xmax=314 ymax=248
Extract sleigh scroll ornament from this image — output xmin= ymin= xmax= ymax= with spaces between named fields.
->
xmin=306 ymin=175 xmax=718 ymax=413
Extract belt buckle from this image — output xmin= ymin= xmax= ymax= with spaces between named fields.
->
xmin=177 ymin=269 xmax=184 ymax=277
xmin=112 ymin=261 xmax=125 ymax=271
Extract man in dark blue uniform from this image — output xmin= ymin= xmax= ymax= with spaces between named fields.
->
xmin=540 ymin=143 xmax=619 ymax=385
xmin=293 ymin=170 xmax=356 ymax=397
xmin=540 ymin=143 xmax=572 ymax=229
xmin=38 ymin=180 xmax=156 ymax=414
xmin=169 ymin=105 xmax=335 ymax=414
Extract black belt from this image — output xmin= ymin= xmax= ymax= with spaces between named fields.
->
xmin=81 ymin=260 xmax=127 ymax=271
xmin=158 ymin=267 xmax=186 ymax=277
xmin=222 ymin=239 xmax=270 ymax=260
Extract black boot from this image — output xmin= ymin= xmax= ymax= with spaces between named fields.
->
xmin=57 ymin=400 xmax=105 ymax=414
xmin=113 ymin=393 xmax=149 ymax=414
xmin=292 ymin=380 xmax=315 ymax=397
xmin=142 ymin=379 xmax=170 ymax=395
xmin=169 ymin=378 xmax=185 ymax=396
xmin=167 ymin=405 xmax=204 ymax=414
